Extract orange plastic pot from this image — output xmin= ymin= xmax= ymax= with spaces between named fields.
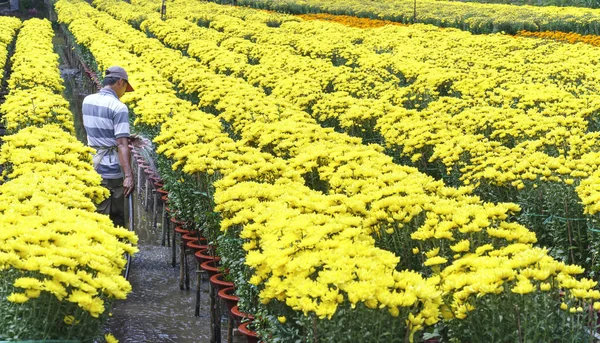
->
xmin=187 ymin=241 xmax=208 ymax=252
xmin=195 ymin=249 xmax=220 ymax=264
xmin=210 ymin=273 xmax=234 ymax=292
xmin=231 ymin=305 xmax=255 ymax=321
xmin=218 ymin=286 xmax=239 ymax=312
xmin=238 ymin=321 xmax=260 ymax=343
xmin=174 ymin=226 xmax=190 ymax=235
xmin=170 ymin=217 xmax=186 ymax=226
xmin=200 ymin=259 xmax=221 ymax=278
xmin=181 ymin=233 xmax=200 ymax=244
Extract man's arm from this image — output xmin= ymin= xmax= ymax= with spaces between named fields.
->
xmin=116 ymin=137 xmax=134 ymax=196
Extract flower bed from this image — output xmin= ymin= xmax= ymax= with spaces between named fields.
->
xmin=0 ymin=16 xmax=20 ymax=80
xmin=0 ymin=18 xmax=138 ymax=342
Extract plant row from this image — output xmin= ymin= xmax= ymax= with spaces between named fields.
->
xmin=0 ymin=17 xmax=20 ymax=84
xmin=0 ymin=18 xmax=73 ymax=134
xmin=56 ymin=0 xmax=600 ymax=341
xmin=0 ymin=18 xmax=137 ymax=341
xmin=207 ymin=0 xmax=600 ymax=35
xmin=518 ymin=29 xmax=600 ymax=45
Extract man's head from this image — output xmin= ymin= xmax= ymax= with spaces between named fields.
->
xmin=103 ymin=66 xmax=134 ymax=98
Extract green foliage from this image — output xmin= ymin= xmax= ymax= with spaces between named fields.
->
xmin=517 ymin=181 xmax=600 ymax=276
xmin=0 ymin=269 xmax=110 ymax=342
xmin=217 ymin=226 xmax=259 ymax=311
xmin=444 ymin=291 xmax=595 ymax=342
xmin=155 ymin=154 xmax=220 ymax=243
xmin=253 ymin=302 xmax=414 ymax=343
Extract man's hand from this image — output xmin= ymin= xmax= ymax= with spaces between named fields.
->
xmin=116 ymin=137 xmax=134 ymax=197
xmin=123 ymin=173 xmax=134 ymax=197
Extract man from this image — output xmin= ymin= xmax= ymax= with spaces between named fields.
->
xmin=82 ymin=66 xmax=135 ymax=228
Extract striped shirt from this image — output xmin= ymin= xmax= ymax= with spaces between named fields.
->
xmin=82 ymin=88 xmax=130 ymax=179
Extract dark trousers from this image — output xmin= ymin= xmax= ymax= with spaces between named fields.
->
xmin=97 ymin=177 xmax=125 ymax=228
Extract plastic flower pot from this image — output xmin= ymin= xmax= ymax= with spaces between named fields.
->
xmin=181 ymin=233 xmax=201 ymax=244
xmin=174 ymin=226 xmax=190 ymax=235
xmin=218 ymin=286 xmax=239 ymax=312
xmin=186 ymin=236 xmax=208 ymax=251
xmin=170 ymin=217 xmax=186 ymax=226
xmin=195 ymin=248 xmax=220 ymax=264
xmin=162 ymin=195 xmax=169 ymax=203
xmin=210 ymin=273 xmax=234 ymax=292
xmin=238 ymin=321 xmax=260 ymax=343
xmin=231 ymin=305 xmax=255 ymax=321
xmin=200 ymin=259 xmax=221 ymax=279
xmin=157 ymin=187 xmax=169 ymax=196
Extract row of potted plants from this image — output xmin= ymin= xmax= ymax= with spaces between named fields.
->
xmin=145 ymin=176 xmax=260 ymax=342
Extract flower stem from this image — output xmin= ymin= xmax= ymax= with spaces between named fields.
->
xmin=514 ymin=304 xmax=523 ymax=343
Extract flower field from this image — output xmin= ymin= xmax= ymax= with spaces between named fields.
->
xmin=33 ymin=0 xmax=600 ymax=341
xmin=1 ymin=0 xmax=600 ymax=341
xmin=96 ymin=0 xmax=600 ymax=274
xmin=0 ymin=17 xmax=137 ymax=341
